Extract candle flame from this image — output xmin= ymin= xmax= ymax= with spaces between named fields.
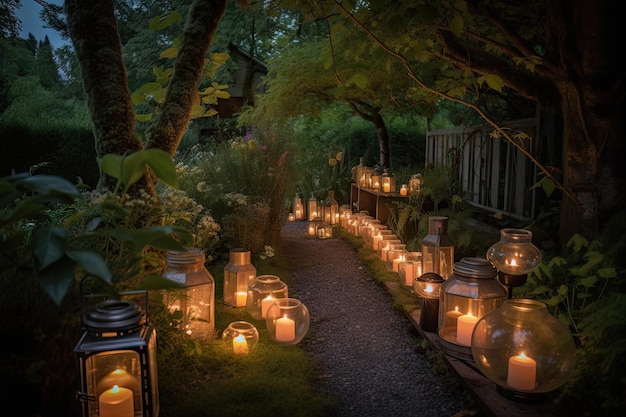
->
xmin=519 ymin=352 xmax=528 ymax=359
xmin=111 ymin=385 xmax=120 ymax=393
xmin=425 ymin=284 xmax=434 ymax=293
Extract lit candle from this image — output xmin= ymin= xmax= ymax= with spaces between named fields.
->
xmin=308 ymin=223 xmax=315 ymax=236
xmin=400 ymin=185 xmax=408 ymax=196
xmin=236 ymin=291 xmax=247 ymax=307
xmin=507 ymin=352 xmax=537 ymax=391
xmin=261 ymin=295 xmax=277 ymax=318
xmin=445 ymin=306 xmax=463 ymax=326
xmin=96 ymin=368 xmax=140 ymax=401
xmin=402 ymin=262 xmax=414 ymax=286
xmin=372 ymin=233 xmax=383 ymax=251
xmin=99 ymin=385 xmax=134 ymax=417
xmin=232 ymin=334 xmax=249 ymax=355
xmin=383 ymin=183 xmax=391 ymax=193
xmin=456 ymin=312 xmax=478 ymax=346
xmin=275 ymin=316 xmax=296 ymax=342
xmin=393 ymin=255 xmax=405 ymax=272
xmin=288 ymin=213 xmax=295 ymax=222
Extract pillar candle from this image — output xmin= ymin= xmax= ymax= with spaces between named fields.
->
xmin=456 ymin=312 xmax=478 ymax=346
xmin=308 ymin=223 xmax=315 ymax=236
xmin=507 ymin=352 xmax=537 ymax=391
xmin=445 ymin=306 xmax=463 ymax=327
xmin=275 ymin=316 xmax=296 ymax=342
xmin=232 ymin=334 xmax=249 ymax=355
xmin=236 ymin=291 xmax=247 ymax=307
xmin=99 ymin=385 xmax=134 ymax=417
xmin=393 ymin=255 xmax=405 ymax=272
xmin=402 ymin=262 xmax=414 ymax=286
xmin=261 ymin=295 xmax=277 ymax=318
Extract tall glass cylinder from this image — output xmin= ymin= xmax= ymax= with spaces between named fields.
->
xmin=223 ymin=248 xmax=257 ymax=307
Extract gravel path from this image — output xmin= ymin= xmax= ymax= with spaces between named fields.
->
xmin=280 ymin=221 xmax=474 ymax=417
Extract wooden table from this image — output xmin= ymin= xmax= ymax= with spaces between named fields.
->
xmin=350 ymin=184 xmax=408 ymax=224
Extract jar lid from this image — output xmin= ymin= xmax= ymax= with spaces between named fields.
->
xmin=84 ymin=299 xmax=143 ymax=331
xmin=452 ymin=257 xmax=497 ymax=279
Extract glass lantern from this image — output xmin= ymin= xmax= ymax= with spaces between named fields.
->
xmin=438 ymin=257 xmax=508 ymax=359
xmin=399 ymin=251 xmax=423 ymax=287
xmin=400 ymin=184 xmax=408 ymax=196
xmin=486 ymin=228 xmax=542 ymax=298
xmin=221 ymin=321 xmax=260 ymax=355
xmin=293 ymin=192 xmax=305 ymax=221
xmin=371 ymin=228 xmax=393 ymax=252
xmin=314 ymin=218 xmax=333 ymax=239
xmin=74 ymin=294 xmax=159 ymax=417
xmin=386 ymin=243 xmax=407 ymax=272
xmin=246 ymin=275 xmax=288 ymax=320
xmin=471 ymin=299 xmax=576 ymax=402
xmin=162 ymin=247 xmax=215 ymax=340
xmin=379 ymin=238 xmax=402 ymax=262
xmin=339 ymin=204 xmax=352 ymax=229
xmin=308 ymin=192 xmax=318 ymax=221
xmin=223 ymin=248 xmax=257 ymax=308
xmin=369 ymin=167 xmax=382 ymax=191
xmin=421 ymin=216 xmax=455 ymax=280
xmin=325 ymin=190 xmax=339 ymax=225
xmin=265 ymin=298 xmax=310 ymax=345
xmin=409 ymin=173 xmax=423 ymax=194
xmin=381 ymin=168 xmax=396 ymax=193
xmin=413 ymin=272 xmax=445 ymax=332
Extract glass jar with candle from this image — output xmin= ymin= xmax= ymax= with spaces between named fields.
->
xmin=246 ymin=275 xmax=288 ymax=320
xmin=381 ymin=168 xmax=396 ymax=193
xmin=223 ymin=248 xmax=257 ymax=308
xmin=386 ymin=243 xmax=407 ymax=272
xmin=221 ymin=321 xmax=259 ymax=355
xmin=399 ymin=251 xmax=422 ymax=287
xmin=293 ymin=192 xmax=305 ymax=220
xmin=471 ymin=299 xmax=576 ymax=402
xmin=265 ymin=298 xmax=310 ymax=345
xmin=162 ymin=247 xmax=215 ymax=340
xmin=438 ymin=257 xmax=507 ymax=359
xmin=409 ymin=173 xmax=423 ymax=194
xmin=379 ymin=239 xmax=401 ymax=262
xmin=371 ymin=227 xmax=393 ymax=251
xmin=308 ymin=192 xmax=318 ymax=221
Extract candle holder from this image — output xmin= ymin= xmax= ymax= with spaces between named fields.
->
xmin=471 ymin=299 xmax=576 ymax=402
xmin=399 ymin=251 xmax=422 ymax=287
xmin=223 ymin=248 xmax=257 ymax=308
xmin=421 ymin=216 xmax=455 ymax=280
xmin=74 ymin=291 xmax=159 ymax=417
xmin=308 ymin=192 xmax=318 ymax=221
xmin=246 ymin=275 xmax=288 ymax=320
xmin=438 ymin=257 xmax=508 ymax=360
xmin=409 ymin=173 xmax=423 ymax=194
xmin=381 ymin=168 xmax=396 ymax=193
xmin=221 ymin=321 xmax=259 ymax=355
xmin=162 ymin=247 xmax=215 ymax=340
xmin=414 ymin=272 xmax=445 ymax=332
xmin=486 ymin=228 xmax=542 ymax=298
xmin=386 ymin=243 xmax=407 ymax=271
xmin=293 ymin=192 xmax=305 ymax=221
xmin=265 ymin=298 xmax=310 ymax=345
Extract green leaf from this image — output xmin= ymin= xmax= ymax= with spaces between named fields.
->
xmin=149 ymin=11 xmax=182 ymax=30
xmin=136 ymin=274 xmax=184 ymax=290
xmin=449 ymin=14 xmax=464 ymax=37
xmin=481 ymin=74 xmax=504 ymax=92
xmin=19 ymin=175 xmax=79 ymax=197
xmin=32 ymin=226 xmax=67 ymax=270
xmin=99 ymin=154 xmax=125 ymax=182
xmin=121 ymin=152 xmax=148 ymax=192
xmin=143 ymin=149 xmax=178 ymax=188
xmin=66 ymin=249 xmax=113 ymax=285
xmin=38 ymin=255 xmax=76 ymax=306
xmin=160 ymin=47 xmax=179 ymax=59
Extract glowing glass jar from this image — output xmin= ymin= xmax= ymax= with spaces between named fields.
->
xmin=381 ymin=168 xmax=396 ymax=193
xmin=409 ymin=173 xmax=423 ymax=194
xmin=369 ymin=167 xmax=382 ymax=191
xmin=471 ymin=299 xmax=576 ymax=402
xmin=325 ymin=190 xmax=339 ymax=225
xmin=223 ymin=248 xmax=257 ymax=308
xmin=293 ymin=192 xmax=305 ymax=221
xmin=379 ymin=239 xmax=401 ymax=262
xmin=438 ymin=257 xmax=507 ymax=358
xmin=308 ymin=192 xmax=318 ymax=221
xmin=162 ymin=247 xmax=215 ymax=340
xmin=221 ymin=321 xmax=260 ymax=355
xmin=421 ymin=216 xmax=455 ymax=280
xmin=386 ymin=243 xmax=407 ymax=272
xmin=266 ymin=298 xmax=310 ymax=345
xmin=399 ymin=251 xmax=423 ymax=287
xmin=246 ymin=275 xmax=288 ymax=320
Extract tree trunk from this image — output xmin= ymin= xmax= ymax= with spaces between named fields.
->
xmin=373 ymin=111 xmax=391 ymax=169
xmin=66 ymin=0 xmax=142 ymax=192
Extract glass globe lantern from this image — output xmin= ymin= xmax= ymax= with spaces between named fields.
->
xmin=74 ymin=294 xmax=159 ymax=417
xmin=246 ymin=275 xmax=288 ymax=320
xmin=438 ymin=257 xmax=508 ymax=359
xmin=421 ymin=216 xmax=455 ymax=280
xmin=223 ymin=248 xmax=257 ymax=308
xmin=221 ymin=321 xmax=260 ymax=355
xmin=414 ymin=272 xmax=445 ymax=332
xmin=266 ymin=298 xmax=311 ymax=345
xmin=471 ymin=299 xmax=576 ymax=402
xmin=486 ymin=228 xmax=542 ymax=298
xmin=162 ymin=247 xmax=215 ymax=340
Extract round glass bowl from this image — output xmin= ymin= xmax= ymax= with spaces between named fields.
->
xmin=221 ymin=321 xmax=259 ymax=355
xmin=265 ymin=298 xmax=310 ymax=345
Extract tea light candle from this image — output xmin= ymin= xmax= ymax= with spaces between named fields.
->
xmin=288 ymin=213 xmax=295 ymax=221
xmin=457 ymin=312 xmax=478 ymax=346
xmin=232 ymin=334 xmax=249 ymax=355
xmin=99 ymin=385 xmax=134 ymax=417
xmin=261 ymin=295 xmax=277 ymax=318
xmin=236 ymin=291 xmax=247 ymax=307
xmin=507 ymin=352 xmax=537 ymax=390
xmin=275 ymin=316 xmax=296 ymax=342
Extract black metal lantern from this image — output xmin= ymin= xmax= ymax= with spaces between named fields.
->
xmin=74 ymin=292 xmax=159 ymax=417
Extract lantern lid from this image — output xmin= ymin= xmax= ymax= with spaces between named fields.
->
xmin=452 ymin=257 xmax=498 ymax=279
xmin=417 ymin=272 xmax=445 ymax=284
xmin=83 ymin=299 xmax=144 ymax=331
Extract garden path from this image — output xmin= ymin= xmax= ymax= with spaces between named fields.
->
xmin=279 ymin=221 xmax=478 ymax=417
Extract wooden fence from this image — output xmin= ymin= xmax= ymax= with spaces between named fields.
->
xmin=425 ymin=118 xmax=540 ymax=221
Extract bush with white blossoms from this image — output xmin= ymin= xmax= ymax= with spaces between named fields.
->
xmin=259 ymin=245 xmax=275 ymax=260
